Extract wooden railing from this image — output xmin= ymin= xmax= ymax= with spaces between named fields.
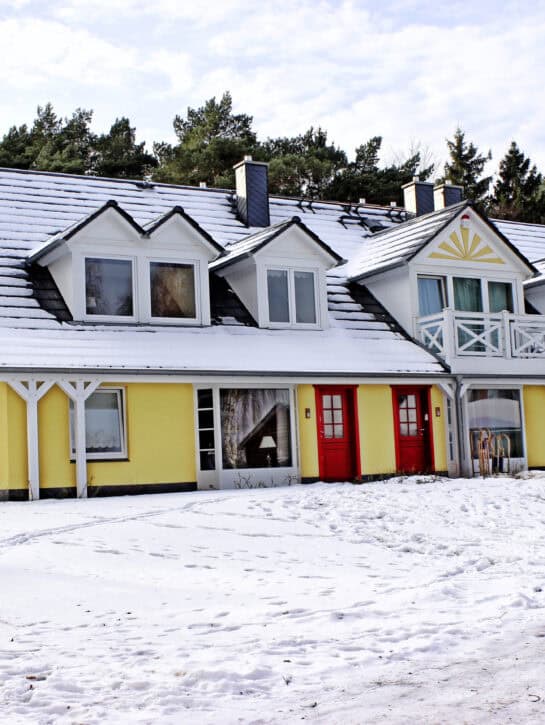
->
xmin=417 ymin=309 xmax=545 ymax=360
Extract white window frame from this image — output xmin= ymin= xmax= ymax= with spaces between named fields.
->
xmin=264 ymin=266 xmax=321 ymax=329
xmin=82 ymin=254 xmax=137 ymax=323
xmin=69 ymin=387 xmax=127 ymax=460
xmin=143 ymin=257 xmax=201 ymax=325
xmin=193 ymin=384 xmax=299 ymax=489
xmin=416 ymin=273 xmax=519 ymax=315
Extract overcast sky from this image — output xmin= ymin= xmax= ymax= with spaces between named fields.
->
xmin=2 ymin=0 xmax=545 ymax=178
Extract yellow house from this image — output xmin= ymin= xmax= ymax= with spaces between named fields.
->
xmin=0 ymin=163 xmax=544 ymax=500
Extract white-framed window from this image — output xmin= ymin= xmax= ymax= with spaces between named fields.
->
xmin=266 ymin=267 xmax=318 ymax=327
xmin=148 ymin=259 xmax=198 ymax=321
xmin=417 ymin=274 xmax=516 ymax=316
xmin=195 ymin=386 xmax=294 ymax=472
xmin=85 ymin=256 xmax=135 ymax=320
xmin=70 ymin=388 xmax=127 ymax=460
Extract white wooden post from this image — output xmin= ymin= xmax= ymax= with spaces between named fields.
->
xmin=443 ymin=308 xmax=455 ymax=364
xmin=502 ymin=310 xmax=512 ymax=358
xmin=58 ymin=380 xmax=100 ymax=499
xmin=7 ymin=380 xmax=55 ymax=501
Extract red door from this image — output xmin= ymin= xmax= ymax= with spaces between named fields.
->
xmin=316 ymin=386 xmax=358 ymax=481
xmin=392 ymin=387 xmax=434 ymax=473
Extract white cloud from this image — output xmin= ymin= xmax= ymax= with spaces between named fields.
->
xmin=2 ymin=1 xmax=545 ymax=177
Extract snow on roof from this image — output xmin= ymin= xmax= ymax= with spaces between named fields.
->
xmin=493 ymin=218 xmax=545 ymax=266
xmin=346 ymin=201 xmax=467 ymax=281
xmin=0 ymin=323 xmax=444 ymax=375
xmin=0 ymin=166 xmax=445 ymax=374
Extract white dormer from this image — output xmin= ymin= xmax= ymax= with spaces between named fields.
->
xmin=28 ymin=202 xmax=223 ymax=326
xmin=210 ymin=216 xmax=343 ymax=330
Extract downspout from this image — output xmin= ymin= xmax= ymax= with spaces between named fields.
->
xmin=455 ymin=375 xmax=468 ymax=477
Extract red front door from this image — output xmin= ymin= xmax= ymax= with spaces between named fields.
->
xmin=393 ymin=387 xmax=434 ymax=474
xmin=316 ymin=386 xmax=358 ymax=481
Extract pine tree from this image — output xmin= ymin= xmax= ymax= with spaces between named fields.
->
xmin=261 ymin=127 xmax=347 ymax=198
xmin=153 ymin=92 xmax=257 ymax=187
xmin=326 ymin=136 xmax=434 ymax=205
xmin=92 ymin=118 xmax=156 ymax=178
xmin=490 ymin=141 xmax=545 ymax=222
xmin=443 ymin=127 xmax=492 ymax=202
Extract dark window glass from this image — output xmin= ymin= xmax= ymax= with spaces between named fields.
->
xmin=468 ymin=389 xmax=523 ymax=458
xmin=267 ymin=270 xmax=289 ymax=323
xmin=85 ymin=258 xmax=133 ymax=316
xmin=197 ymin=389 xmax=213 ymax=408
xmin=150 ymin=262 xmax=196 ymax=318
xmin=294 ymin=271 xmax=316 ymax=323
xmin=453 ymin=277 xmax=483 ymax=312
xmin=488 ymin=281 xmax=513 ymax=313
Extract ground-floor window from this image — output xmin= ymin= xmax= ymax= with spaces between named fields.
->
xmin=70 ymin=388 xmax=126 ymax=459
xmin=467 ymin=389 xmax=523 ymax=459
xmin=196 ymin=387 xmax=293 ymax=475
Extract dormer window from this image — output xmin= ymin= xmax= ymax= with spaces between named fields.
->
xmin=150 ymin=261 xmax=197 ymax=319
xmin=85 ymin=257 xmax=134 ymax=318
xmin=266 ymin=267 xmax=318 ymax=326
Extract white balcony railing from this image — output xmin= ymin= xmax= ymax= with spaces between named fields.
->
xmin=417 ymin=309 xmax=545 ymax=361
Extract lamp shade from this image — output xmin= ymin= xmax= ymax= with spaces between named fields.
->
xmin=259 ymin=435 xmax=276 ymax=449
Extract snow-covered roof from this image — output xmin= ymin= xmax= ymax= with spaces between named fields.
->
xmin=493 ymin=218 xmax=545 ymax=270
xmin=210 ymin=215 xmax=343 ymax=271
xmin=0 ymin=167 xmax=446 ymax=375
xmin=346 ymin=201 xmax=467 ymax=281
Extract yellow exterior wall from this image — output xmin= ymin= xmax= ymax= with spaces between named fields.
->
xmin=0 ymin=383 xmax=8 ymax=488
xmin=523 ymin=386 xmax=545 ymax=467
xmin=357 ymin=385 xmax=397 ymax=476
xmin=6 ymin=385 xmax=28 ymax=490
xmin=35 ymin=382 xmax=196 ymax=489
xmin=297 ymin=384 xmax=319 ymax=479
xmin=430 ymin=385 xmax=447 ymax=472
xmin=39 ymin=386 xmax=75 ymax=489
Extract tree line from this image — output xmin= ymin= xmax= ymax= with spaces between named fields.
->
xmin=0 ymin=92 xmax=543 ymax=223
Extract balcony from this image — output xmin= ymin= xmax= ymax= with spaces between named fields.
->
xmin=416 ymin=309 xmax=545 ymax=373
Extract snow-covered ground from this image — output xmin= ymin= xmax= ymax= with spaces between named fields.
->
xmin=2 ymin=476 xmax=545 ymax=724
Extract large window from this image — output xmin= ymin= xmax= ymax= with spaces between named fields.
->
xmin=467 ymin=389 xmax=523 ymax=459
xmin=70 ymin=388 xmax=126 ymax=459
xmin=266 ymin=268 xmax=317 ymax=326
xmin=85 ymin=258 xmax=133 ymax=317
xmin=150 ymin=262 xmax=196 ymax=319
xmin=220 ymin=389 xmax=292 ymax=469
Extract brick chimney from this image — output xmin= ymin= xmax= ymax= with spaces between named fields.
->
xmin=433 ymin=181 xmax=464 ymax=209
xmin=402 ymin=177 xmax=434 ymax=216
xmin=233 ymin=156 xmax=270 ymax=227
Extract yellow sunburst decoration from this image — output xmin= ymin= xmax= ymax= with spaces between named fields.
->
xmin=428 ymin=220 xmax=505 ymax=264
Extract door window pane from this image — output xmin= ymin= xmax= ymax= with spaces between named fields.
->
xmin=267 ymin=270 xmax=289 ymax=323
xmin=150 ymin=262 xmax=196 ymax=318
xmin=418 ymin=277 xmax=445 ymax=316
xmin=488 ymin=281 xmax=513 ymax=313
xmin=220 ymin=389 xmax=291 ymax=469
xmin=453 ymin=277 xmax=483 ymax=312
xmin=85 ymin=258 xmax=133 ymax=316
xmin=197 ymin=388 xmax=216 ymax=471
xmin=294 ymin=271 xmax=316 ymax=323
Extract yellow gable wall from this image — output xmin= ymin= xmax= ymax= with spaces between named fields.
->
xmin=37 ymin=382 xmax=196 ymax=489
xmin=523 ymin=386 xmax=545 ymax=468
xmin=297 ymin=385 xmax=319 ymax=478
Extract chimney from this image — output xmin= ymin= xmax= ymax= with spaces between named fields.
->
xmin=233 ymin=156 xmax=270 ymax=227
xmin=434 ymin=181 xmax=464 ymax=209
xmin=402 ymin=177 xmax=434 ymax=216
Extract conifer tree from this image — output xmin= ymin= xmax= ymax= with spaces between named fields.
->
xmin=443 ymin=127 xmax=492 ymax=202
xmin=92 ymin=118 xmax=157 ymax=178
xmin=490 ymin=141 xmax=545 ymax=222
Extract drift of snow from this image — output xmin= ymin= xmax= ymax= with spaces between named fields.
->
xmin=1 ymin=476 xmax=545 ymax=724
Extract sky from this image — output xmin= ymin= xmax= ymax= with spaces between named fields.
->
xmin=1 ymin=0 xmax=545 ymax=178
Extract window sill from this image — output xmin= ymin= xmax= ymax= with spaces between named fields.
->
xmin=70 ymin=457 xmax=129 ymax=463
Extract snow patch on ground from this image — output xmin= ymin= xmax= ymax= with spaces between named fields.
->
xmin=1 ymin=476 xmax=545 ymax=723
